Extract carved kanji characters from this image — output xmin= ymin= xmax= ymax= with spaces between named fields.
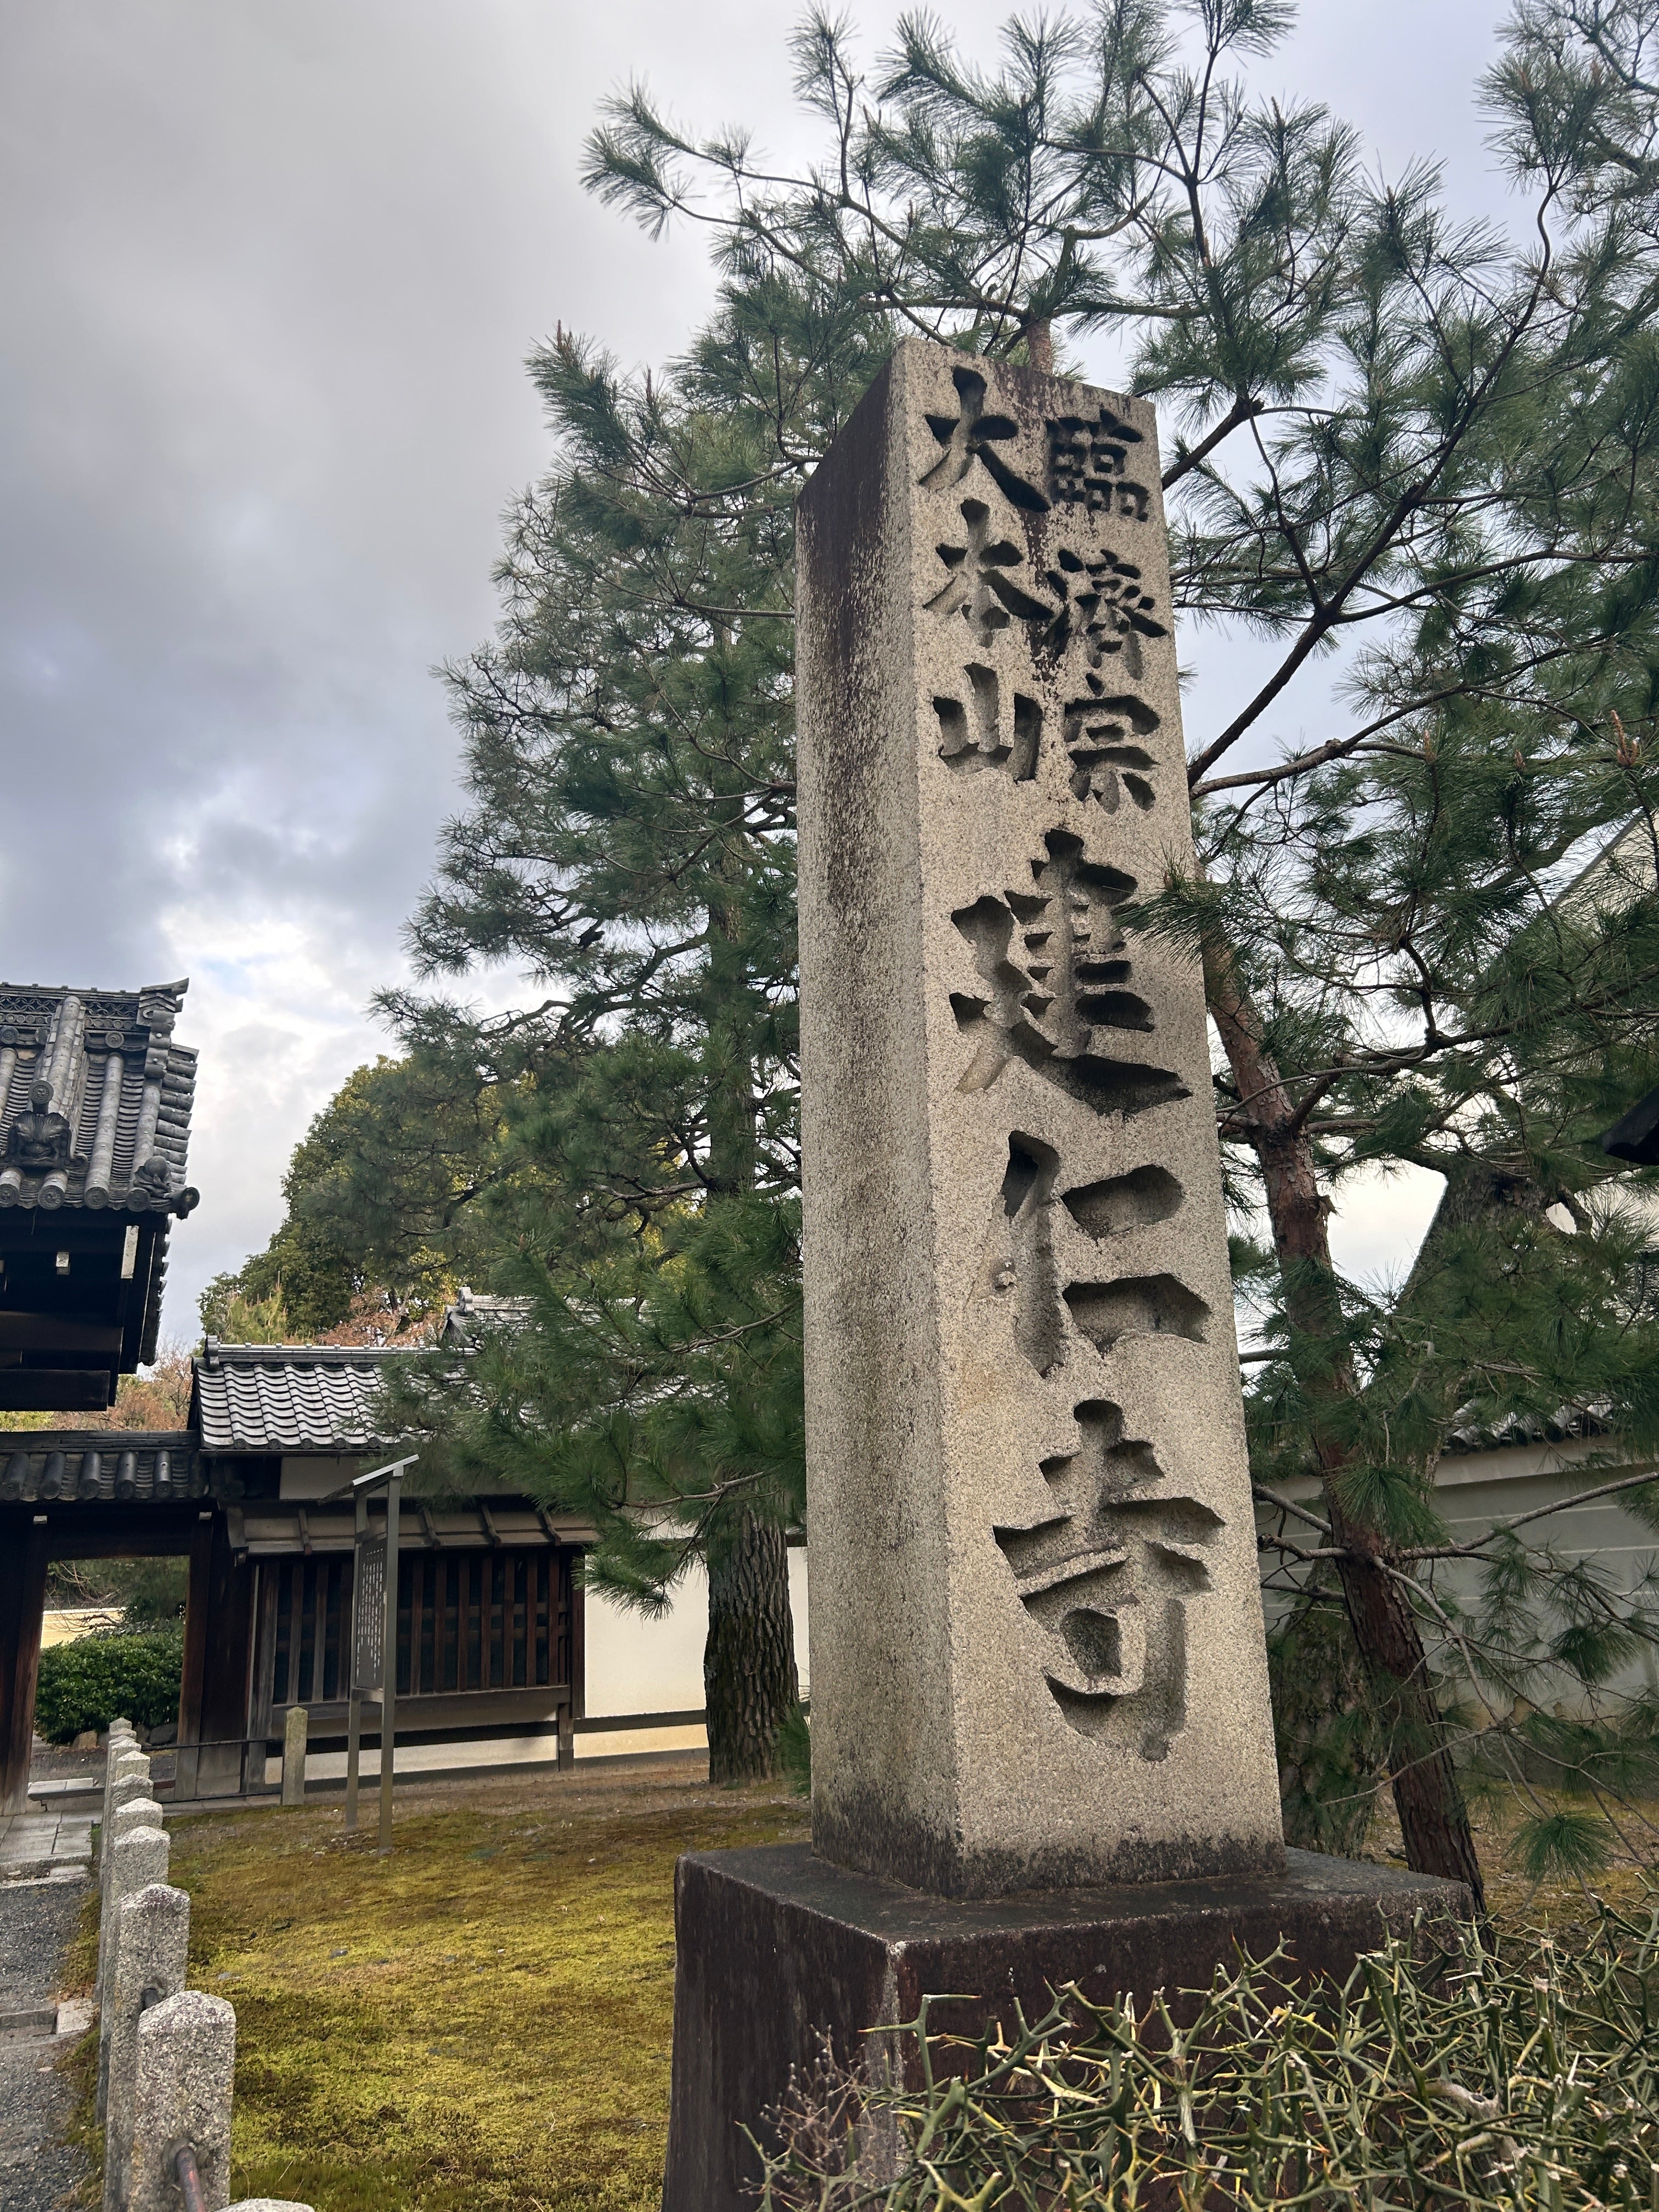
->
xmin=921 ymin=365 xmax=1049 ymax=511
xmin=996 ymin=1400 xmax=1223 ymax=1759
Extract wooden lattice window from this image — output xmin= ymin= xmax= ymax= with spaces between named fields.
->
xmin=268 ymin=1545 xmax=571 ymax=1705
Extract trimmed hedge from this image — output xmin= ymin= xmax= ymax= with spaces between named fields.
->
xmin=34 ymin=1623 xmax=183 ymax=1743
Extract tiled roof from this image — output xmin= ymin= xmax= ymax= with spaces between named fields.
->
xmin=1444 ymin=1403 xmax=1611 ymax=1457
xmin=0 ymin=1432 xmax=204 ymax=1503
xmin=192 ymin=1342 xmax=405 ymax=1453
xmin=0 ymin=979 xmax=199 ymax=1217
xmin=441 ymin=1287 xmax=533 ymax=1343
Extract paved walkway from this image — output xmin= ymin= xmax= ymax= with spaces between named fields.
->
xmin=0 ymin=1866 xmax=92 ymax=2211
xmin=0 ymin=1814 xmax=94 ymax=1884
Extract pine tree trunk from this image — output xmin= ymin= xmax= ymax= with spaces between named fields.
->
xmin=699 ymin=842 xmax=792 ymax=1781
xmin=1204 ymin=934 xmax=1487 ymax=1912
xmin=704 ymin=1511 xmax=799 ymax=1784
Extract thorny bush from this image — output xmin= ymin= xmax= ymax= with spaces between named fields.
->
xmin=757 ymin=1902 xmax=1659 ymax=2210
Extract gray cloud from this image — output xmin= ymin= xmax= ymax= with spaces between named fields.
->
xmin=0 ymin=0 xmax=1506 ymax=1336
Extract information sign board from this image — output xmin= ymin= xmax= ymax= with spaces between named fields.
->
xmin=353 ymin=1532 xmax=387 ymax=1694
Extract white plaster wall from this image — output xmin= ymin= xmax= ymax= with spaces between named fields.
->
xmin=583 ymin=1548 xmax=811 ymax=1718
xmin=1260 ymin=1440 xmax=1659 ymax=1714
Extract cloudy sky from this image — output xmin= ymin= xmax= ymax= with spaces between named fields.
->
xmin=0 ymin=0 xmax=1516 ymax=1341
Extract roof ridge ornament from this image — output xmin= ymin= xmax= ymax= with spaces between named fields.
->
xmin=5 ymin=1080 xmax=73 ymax=1171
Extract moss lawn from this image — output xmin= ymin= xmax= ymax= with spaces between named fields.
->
xmin=70 ymin=1758 xmax=809 ymax=2212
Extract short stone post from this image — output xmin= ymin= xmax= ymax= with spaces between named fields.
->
xmin=103 ymin=1882 xmax=190 ymax=2212
xmin=103 ymin=1769 xmax=154 ymax=1906
xmin=97 ymin=1822 xmax=169 ymax=2121
xmin=101 ymin=1725 xmax=137 ymax=1820
xmin=98 ymin=1796 xmax=165 ymax=2016
xmin=128 ymin=1991 xmax=234 ymax=2212
xmin=102 ymin=1751 xmax=152 ymax=1903
xmin=280 ymin=1708 xmax=307 ymax=1807
xmin=103 ymin=1752 xmax=150 ymax=1863
xmin=556 ymin=1706 xmax=574 ymax=1771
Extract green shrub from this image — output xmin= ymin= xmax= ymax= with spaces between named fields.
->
xmin=34 ymin=1623 xmax=184 ymax=1743
xmin=758 ymin=1903 xmax=1659 ymax=2209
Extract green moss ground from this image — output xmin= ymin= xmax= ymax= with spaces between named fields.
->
xmin=71 ymin=1762 xmax=809 ymax=2211
xmin=61 ymin=1765 xmax=1655 ymax=2210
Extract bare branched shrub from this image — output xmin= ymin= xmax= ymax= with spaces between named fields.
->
xmin=754 ymin=1905 xmax=1659 ymax=2209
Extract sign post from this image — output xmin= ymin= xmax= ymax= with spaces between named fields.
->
xmin=337 ymin=1455 xmax=416 ymax=1845
xmin=345 ymin=1487 xmax=373 ymax=1831
xmin=378 ymin=1465 xmax=402 ymax=1854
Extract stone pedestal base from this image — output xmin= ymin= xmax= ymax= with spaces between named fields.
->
xmin=662 ymin=1842 xmax=1471 ymax=2212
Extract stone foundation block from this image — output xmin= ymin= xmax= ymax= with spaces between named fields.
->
xmin=662 ymin=1841 xmax=1471 ymax=2212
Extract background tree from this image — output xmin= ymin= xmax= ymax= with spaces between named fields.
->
xmin=375 ymin=306 xmax=883 ymax=1779
xmin=199 ymin=1056 xmax=497 ymax=1341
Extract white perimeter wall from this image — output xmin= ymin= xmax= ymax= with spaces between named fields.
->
xmin=577 ymin=1547 xmax=811 ymax=1760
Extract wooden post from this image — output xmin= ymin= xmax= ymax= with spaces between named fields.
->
xmin=378 ymin=1471 xmax=401 ymax=1853
xmin=173 ymin=1512 xmax=216 ymax=1803
xmin=280 ymin=1706 xmax=308 ymax=1807
xmin=570 ymin=1575 xmax=586 ymax=1722
xmin=0 ymin=1516 xmax=49 ymax=1815
xmin=345 ymin=1484 xmax=367 ymax=1832
xmin=380 ymin=1477 xmax=402 ymax=1858
xmin=192 ymin=1514 xmax=254 ymax=1799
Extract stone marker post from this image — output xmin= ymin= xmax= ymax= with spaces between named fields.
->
xmin=796 ymin=340 xmax=1283 ymax=1894
xmin=659 ymin=339 xmax=1474 ymax=2212
xmin=98 ymin=1822 xmax=170 ymax=2120
xmin=128 ymin=1991 xmax=234 ymax=2212
xmin=280 ymin=1708 xmax=307 ymax=1807
xmin=104 ymin=1881 xmax=190 ymax=2212
xmin=103 ymin=1752 xmax=150 ymax=1866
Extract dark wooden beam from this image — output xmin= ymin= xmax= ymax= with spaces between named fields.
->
xmin=176 ymin=1510 xmax=217 ymax=1762
xmin=193 ymin=1512 xmax=255 ymax=1797
xmin=0 ymin=1516 xmax=48 ymax=1814
xmin=38 ymin=1503 xmax=199 ymax=1559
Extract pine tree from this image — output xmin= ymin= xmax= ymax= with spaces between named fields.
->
xmin=374 ymin=308 xmax=884 ymax=1779
xmin=237 ymin=0 xmax=1659 ymax=1848
xmin=573 ymin=0 xmax=1659 ymax=1883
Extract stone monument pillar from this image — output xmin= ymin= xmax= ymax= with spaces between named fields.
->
xmin=661 ymin=339 xmax=1470 ymax=2212
xmin=795 ymin=338 xmax=1281 ymax=1897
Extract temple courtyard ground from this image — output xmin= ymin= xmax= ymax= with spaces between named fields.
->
xmin=36 ymin=1759 xmax=1659 ymax=2211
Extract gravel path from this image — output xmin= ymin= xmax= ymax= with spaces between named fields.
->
xmin=0 ymin=1878 xmax=91 ymax=2212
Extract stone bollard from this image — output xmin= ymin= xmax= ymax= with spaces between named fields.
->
xmin=103 ymin=1770 xmax=154 ymax=1891
xmin=102 ymin=1725 xmax=137 ymax=1816
xmin=97 ymin=1825 xmax=169 ymax=2123
xmin=104 ymin=1883 xmax=190 ymax=2212
xmin=101 ymin=1754 xmax=153 ymax=1912
xmin=280 ymin=1708 xmax=307 ymax=1807
xmin=103 ymin=1753 xmax=151 ymax=1863
xmin=97 ymin=1797 xmax=165 ymax=2017
xmin=128 ymin=1991 xmax=234 ymax=2212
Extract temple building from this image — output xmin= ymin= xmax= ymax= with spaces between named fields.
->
xmin=0 ymin=978 xmax=198 ymax=1412
xmin=0 ymin=977 xmax=594 ymax=1815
